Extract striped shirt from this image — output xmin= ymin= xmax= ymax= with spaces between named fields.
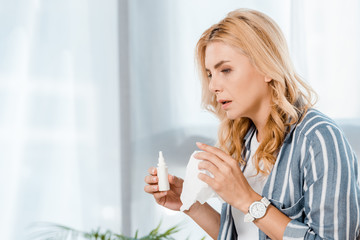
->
xmin=218 ymin=108 xmax=360 ymax=239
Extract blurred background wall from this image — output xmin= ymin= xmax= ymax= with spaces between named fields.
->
xmin=0 ymin=0 xmax=359 ymax=239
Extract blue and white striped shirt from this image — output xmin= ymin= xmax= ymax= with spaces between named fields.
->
xmin=218 ymin=109 xmax=360 ymax=239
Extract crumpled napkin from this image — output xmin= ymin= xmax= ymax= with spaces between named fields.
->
xmin=180 ymin=151 xmax=222 ymax=211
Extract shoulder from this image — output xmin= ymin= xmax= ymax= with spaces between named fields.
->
xmin=293 ymin=109 xmax=356 ymax=173
xmin=289 ymin=108 xmax=354 ymax=170
xmin=294 ymin=108 xmax=344 ymax=143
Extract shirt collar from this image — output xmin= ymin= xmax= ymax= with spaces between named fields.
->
xmin=243 ymin=123 xmax=256 ymax=151
xmin=284 ymin=111 xmax=304 ymax=143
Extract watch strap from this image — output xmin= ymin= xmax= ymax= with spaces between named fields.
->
xmin=244 ymin=212 xmax=255 ymax=222
xmin=261 ymin=197 xmax=270 ymax=207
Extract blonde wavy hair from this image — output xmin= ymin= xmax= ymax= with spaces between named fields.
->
xmin=196 ymin=9 xmax=316 ymax=175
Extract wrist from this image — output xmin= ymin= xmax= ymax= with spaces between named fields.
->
xmin=183 ymin=201 xmax=202 ymax=217
xmin=236 ymin=191 xmax=262 ymax=214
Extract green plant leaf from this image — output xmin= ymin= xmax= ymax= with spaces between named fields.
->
xmin=28 ymin=221 xmax=185 ymax=240
xmin=134 ymin=230 xmax=139 ymax=238
xmin=148 ymin=221 xmax=161 ymax=236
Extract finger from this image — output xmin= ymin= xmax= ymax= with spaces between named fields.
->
xmin=144 ymin=184 xmax=159 ymax=193
xmin=153 ymin=191 xmax=167 ymax=200
xmin=148 ymin=167 xmax=157 ymax=176
xmin=196 ymin=142 xmax=236 ymax=166
xmin=198 ymin=172 xmax=217 ymax=189
xmin=195 ymin=151 xmax=223 ymax=169
xmin=198 ymin=160 xmax=218 ymax=176
xmin=168 ymin=174 xmax=183 ymax=187
xmin=144 ymin=175 xmax=158 ymax=184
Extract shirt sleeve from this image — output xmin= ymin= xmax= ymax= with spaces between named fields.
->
xmin=283 ymin=124 xmax=360 ymax=240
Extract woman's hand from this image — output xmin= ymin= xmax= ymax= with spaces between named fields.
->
xmin=195 ymin=142 xmax=260 ymax=213
xmin=144 ymin=167 xmax=184 ymax=211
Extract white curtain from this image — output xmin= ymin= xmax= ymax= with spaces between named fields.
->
xmin=291 ymin=0 xmax=360 ymax=119
xmin=0 ymin=1 xmax=121 ymax=239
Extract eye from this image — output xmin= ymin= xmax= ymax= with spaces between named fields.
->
xmin=221 ymin=68 xmax=231 ymax=73
xmin=207 ymin=72 xmax=212 ymax=78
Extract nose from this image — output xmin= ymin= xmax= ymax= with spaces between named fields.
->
xmin=208 ymin=76 xmax=222 ymax=94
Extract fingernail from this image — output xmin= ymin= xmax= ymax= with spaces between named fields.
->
xmin=152 ymin=176 xmax=157 ymax=182
xmin=196 ymin=142 xmax=204 ymax=146
xmin=152 ymin=168 xmax=156 ymax=174
xmin=153 ymin=185 xmax=158 ymax=191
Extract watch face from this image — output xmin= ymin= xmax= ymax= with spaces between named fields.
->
xmin=249 ymin=202 xmax=266 ymax=219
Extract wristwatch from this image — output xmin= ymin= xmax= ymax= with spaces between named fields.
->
xmin=244 ymin=197 xmax=271 ymax=222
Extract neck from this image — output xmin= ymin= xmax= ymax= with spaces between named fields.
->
xmin=250 ymin=104 xmax=271 ymax=142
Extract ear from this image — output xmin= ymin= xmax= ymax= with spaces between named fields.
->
xmin=264 ymin=76 xmax=272 ymax=83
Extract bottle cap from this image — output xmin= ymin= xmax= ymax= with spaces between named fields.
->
xmin=158 ymin=151 xmax=166 ymax=166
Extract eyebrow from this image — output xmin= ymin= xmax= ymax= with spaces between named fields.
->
xmin=205 ymin=60 xmax=230 ymax=72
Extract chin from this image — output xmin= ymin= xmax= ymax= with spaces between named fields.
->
xmin=226 ymin=112 xmax=243 ymax=120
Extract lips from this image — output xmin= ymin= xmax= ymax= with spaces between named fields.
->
xmin=218 ymin=99 xmax=232 ymax=105
xmin=218 ymin=99 xmax=232 ymax=109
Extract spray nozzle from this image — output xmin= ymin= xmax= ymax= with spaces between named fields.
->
xmin=158 ymin=151 xmax=166 ymax=166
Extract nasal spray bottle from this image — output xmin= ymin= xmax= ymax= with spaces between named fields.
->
xmin=157 ymin=151 xmax=170 ymax=191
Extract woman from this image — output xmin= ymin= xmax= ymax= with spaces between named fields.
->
xmin=144 ymin=9 xmax=360 ymax=239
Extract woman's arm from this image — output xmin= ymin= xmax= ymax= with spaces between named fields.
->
xmin=254 ymin=204 xmax=291 ymax=239
xmin=195 ymin=142 xmax=292 ymax=239
xmin=184 ymin=201 xmax=221 ymax=239
xmin=144 ymin=167 xmax=221 ymax=239
xmin=224 ymin=183 xmax=291 ymax=240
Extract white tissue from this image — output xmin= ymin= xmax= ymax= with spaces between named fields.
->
xmin=180 ymin=151 xmax=221 ymax=211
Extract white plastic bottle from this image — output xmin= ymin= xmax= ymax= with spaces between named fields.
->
xmin=157 ymin=151 xmax=170 ymax=191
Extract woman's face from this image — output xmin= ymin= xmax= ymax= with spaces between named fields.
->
xmin=205 ymin=41 xmax=272 ymax=120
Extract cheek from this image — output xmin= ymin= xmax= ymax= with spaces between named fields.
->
xmin=231 ymin=78 xmax=255 ymax=101
xmin=229 ymin=79 xmax=266 ymax=112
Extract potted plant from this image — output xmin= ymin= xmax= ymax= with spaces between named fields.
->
xmin=28 ymin=222 xmax=206 ymax=240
